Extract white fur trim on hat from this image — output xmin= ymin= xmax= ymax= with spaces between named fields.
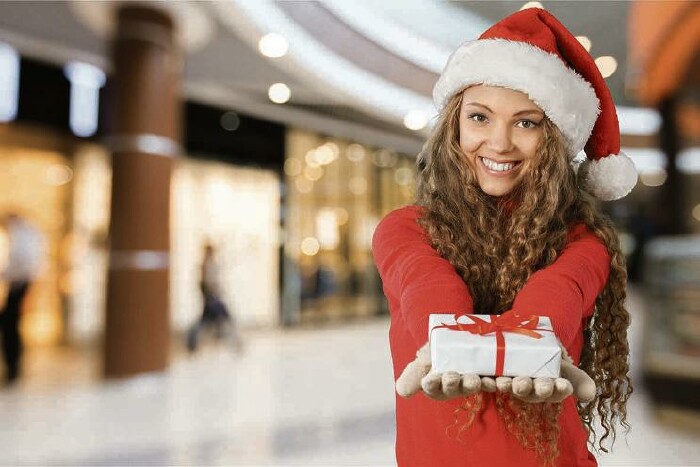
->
xmin=433 ymin=39 xmax=600 ymax=157
xmin=577 ymin=151 xmax=638 ymax=201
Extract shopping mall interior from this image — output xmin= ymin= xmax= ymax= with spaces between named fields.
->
xmin=0 ymin=1 xmax=699 ymax=465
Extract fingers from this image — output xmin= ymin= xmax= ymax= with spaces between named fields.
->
xmin=554 ymin=377 xmax=573 ymax=396
xmin=420 ymin=372 xmax=488 ymax=400
xmin=395 ymin=359 xmax=431 ymax=398
xmin=442 ymin=372 xmax=462 ymax=398
xmin=512 ymin=376 xmax=534 ymax=399
xmin=548 ymin=378 xmax=573 ymax=403
xmin=496 ymin=376 xmax=512 ymax=393
xmin=480 ymin=376 xmax=497 ymax=392
xmin=416 ymin=370 xmax=584 ymax=403
xmin=461 ymin=373 xmax=482 ymax=396
xmin=533 ymin=378 xmax=554 ymax=400
xmin=421 ymin=372 xmax=448 ymax=400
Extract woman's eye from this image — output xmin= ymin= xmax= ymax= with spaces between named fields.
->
xmin=516 ymin=119 xmax=540 ymax=129
xmin=468 ymin=113 xmax=487 ymax=123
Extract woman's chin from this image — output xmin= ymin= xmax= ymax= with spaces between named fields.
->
xmin=479 ymin=183 xmax=516 ymax=198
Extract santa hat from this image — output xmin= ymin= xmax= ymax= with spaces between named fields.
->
xmin=433 ymin=8 xmax=637 ymax=201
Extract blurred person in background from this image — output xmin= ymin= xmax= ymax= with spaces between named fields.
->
xmin=0 ymin=212 xmax=45 ymax=385
xmin=373 ymin=8 xmax=637 ymax=467
xmin=186 ymin=243 xmax=242 ymax=353
xmin=627 ymin=202 xmax=661 ymax=283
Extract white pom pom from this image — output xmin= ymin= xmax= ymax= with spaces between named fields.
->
xmin=578 ymin=152 xmax=638 ymax=201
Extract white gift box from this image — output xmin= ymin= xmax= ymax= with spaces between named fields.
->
xmin=429 ymin=314 xmax=561 ymax=378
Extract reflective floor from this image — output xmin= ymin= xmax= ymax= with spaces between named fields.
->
xmin=1 ymin=288 xmax=700 ymax=466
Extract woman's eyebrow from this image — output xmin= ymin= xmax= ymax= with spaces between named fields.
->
xmin=513 ymin=109 xmax=544 ymax=117
xmin=464 ymin=102 xmax=543 ymax=118
xmin=463 ymin=102 xmax=492 ymax=112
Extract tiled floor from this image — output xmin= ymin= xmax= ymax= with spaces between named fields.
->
xmin=1 ymin=288 xmax=699 ymax=466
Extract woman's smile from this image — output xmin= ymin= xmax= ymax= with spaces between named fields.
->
xmin=479 ymin=156 xmax=523 ymax=176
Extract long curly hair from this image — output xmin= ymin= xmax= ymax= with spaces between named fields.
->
xmin=416 ymin=91 xmax=632 ymax=464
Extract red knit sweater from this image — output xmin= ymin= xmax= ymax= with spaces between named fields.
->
xmin=372 ymin=205 xmax=610 ymax=467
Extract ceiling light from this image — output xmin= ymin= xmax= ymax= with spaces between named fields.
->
xmin=576 ymin=36 xmax=592 ymax=52
xmin=44 ymin=165 xmax=73 ymax=186
xmin=268 ymin=83 xmax=291 ymax=104
xmin=639 ymin=170 xmax=667 ymax=187
xmin=617 ymin=106 xmax=661 ymax=135
xmin=595 ymin=56 xmax=618 ymax=78
xmin=220 ymin=111 xmax=240 ymax=131
xmin=64 ymin=61 xmax=106 ymax=137
xmin=300 ymin=237 xmax=320 ymax=256
xmin=315 ymin=145 xmax=335 ymax=165
xmin=258 ymin=33 xmax=288 ymax=58
xmin=305 ymin=149 xmax=321 ymax=167
xmin=303 ymin=165 xmax=323 ymax=181
xmin=693 ymin=204 xmax=700 ymax=222
xmin=622 ymin=147 xmax=666 ymax=174
xmin=403 ymin=110 xmax=428 ymax=131
xmin=0 ymin=43 xmax=20 ymax=122
xmin=678 ymin=147 xmax=700 ymax=174
xmin=284 ymin=158 xmax=302 ymax=176
xmin=323 ymin=142 xmax=340 ymax=159
xmin=346 ymin=144 xmax=366 ymax=162
xmin=372 ymin=149 xmax=396 ymax=168
xmin=520 ymin=2 xmax=544 ymax=10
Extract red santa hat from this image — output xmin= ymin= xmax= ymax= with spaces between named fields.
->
xmin=433 ymin=8 xmax=637 ymax=201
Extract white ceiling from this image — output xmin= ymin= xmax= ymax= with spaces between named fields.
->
xmin=0 ymin=1 xmax=632 ymax=154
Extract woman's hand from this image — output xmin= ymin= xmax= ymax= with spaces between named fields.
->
xmin=396 ymin=342 xmax=596 ymax=403
xmin=396 ymin=342 xmax=495 ymax=401
xmin=504 ymin=345 xmax=596 ymax=403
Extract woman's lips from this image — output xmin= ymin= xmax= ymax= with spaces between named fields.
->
xmin=479 ymin=156 xmax=522 ymax=176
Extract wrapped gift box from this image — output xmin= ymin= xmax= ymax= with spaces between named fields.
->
xmin=429 ymin=314 xmax=561 ymax=378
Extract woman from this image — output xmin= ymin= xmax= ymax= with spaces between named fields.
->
xmin=372 ymin=8 xmax=637 ymax=467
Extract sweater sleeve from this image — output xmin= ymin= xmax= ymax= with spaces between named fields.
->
xmin=510 ymin=224 xmax=610 ymax=349
xmin=372 ymin=206 xmax=474 ymax=347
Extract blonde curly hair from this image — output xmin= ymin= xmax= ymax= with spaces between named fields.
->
xmin=416 ymin=90 xmax=632 ymax=464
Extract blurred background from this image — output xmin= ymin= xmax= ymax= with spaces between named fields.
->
xmin=0 ymin=0 xmax=698 ymax=465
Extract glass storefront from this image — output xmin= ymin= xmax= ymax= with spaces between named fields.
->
xmin=171 ymin=159 xmax=281 ymax=330
xmin=67 ymin=155 xmax=282 ymax=341
xmin=2 ymin=122 xmax=283 ymax=349
xmin=0 ymin=125 xmax=75 ymax=346
xmin=283 ymin=128 xmax=416 ymax=324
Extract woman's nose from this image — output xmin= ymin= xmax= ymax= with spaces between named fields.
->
xmin=486 ymin=124 xmax=514 ymax=153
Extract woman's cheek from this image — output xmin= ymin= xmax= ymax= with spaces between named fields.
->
xmin=459 ymin=134 xmax=480 ymax=154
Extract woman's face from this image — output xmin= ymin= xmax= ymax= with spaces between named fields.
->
xmin=459 ymin=85 xmax=545 ymax=197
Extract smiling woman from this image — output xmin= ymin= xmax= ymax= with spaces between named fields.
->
xmin=373 ymin=7 xmax=637 ymax=467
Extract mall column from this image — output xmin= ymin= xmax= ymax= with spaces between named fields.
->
xmin=104 ymin=5 xmax=181 ymax=378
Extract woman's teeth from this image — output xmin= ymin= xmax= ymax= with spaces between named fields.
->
xmin=482 ymin=157 xmax=517 ymax=172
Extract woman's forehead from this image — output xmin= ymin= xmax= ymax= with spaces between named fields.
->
xmin=461 ymin=85 xmax=543 ymax=113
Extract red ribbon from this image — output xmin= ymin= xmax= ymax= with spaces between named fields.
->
xmin=433 ymin=313 xmax=545 ymax=376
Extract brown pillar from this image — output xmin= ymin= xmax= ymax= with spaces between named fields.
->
xmin=104 ymin=5 xmax=181 ymax=378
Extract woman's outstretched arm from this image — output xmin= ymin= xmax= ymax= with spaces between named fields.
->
xmin=372 ymin=205 xmax=473 ymax=347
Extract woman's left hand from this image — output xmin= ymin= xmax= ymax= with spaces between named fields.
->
xmin=496 ymin=345 xmax=596 ymax=403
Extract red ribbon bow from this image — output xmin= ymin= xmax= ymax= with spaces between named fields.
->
xmin=433 ymin=313 xmax=545 ymax=376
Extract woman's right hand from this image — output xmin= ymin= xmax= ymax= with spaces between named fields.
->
xmin=396 ymin=342 xmax=497 ymax=401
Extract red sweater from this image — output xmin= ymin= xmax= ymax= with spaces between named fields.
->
xmin=372 ymin=205 xmax=610 ymax=467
